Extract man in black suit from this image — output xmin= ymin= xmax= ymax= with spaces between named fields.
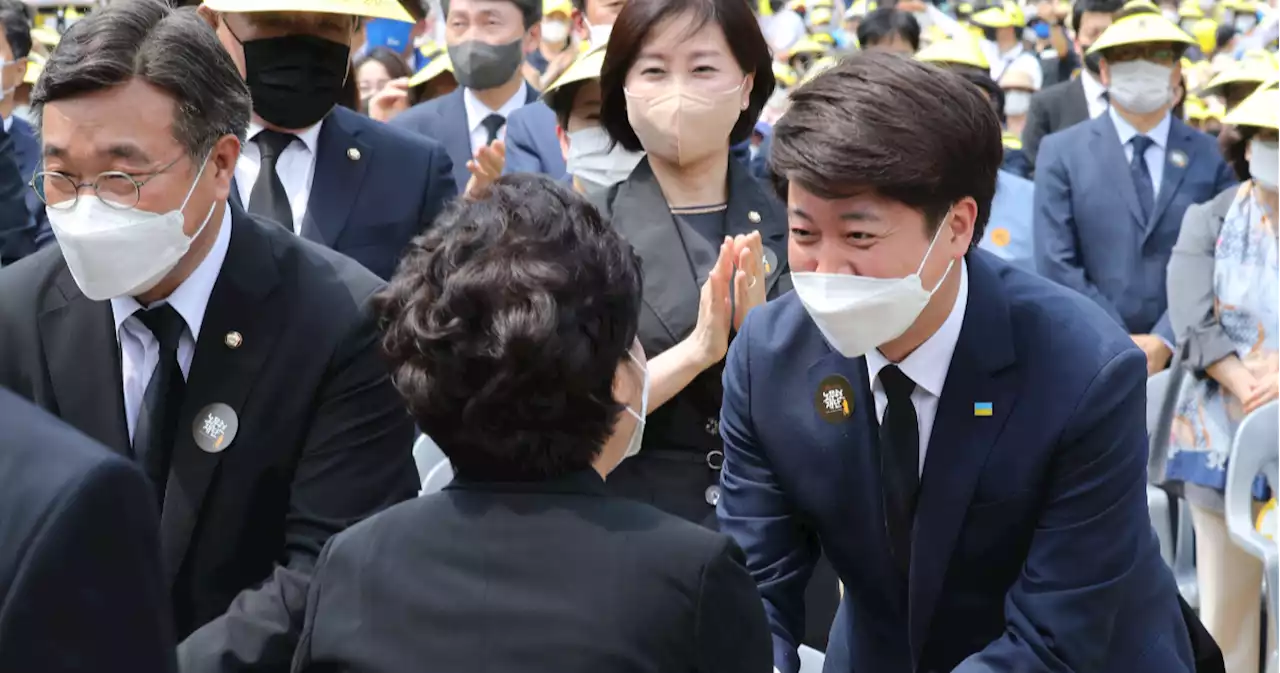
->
xmin=0 ymin=2 xmax=50 ymax=264
xmin=0 ymin=387 xmax=175 ymax=673
xmin=0 ymin=2 xmax=418 ymax=670
xmin=1021 ymin=0 xmax=1122 ymax=169
xmin=197 ymin=0 xmax=458 ymax=280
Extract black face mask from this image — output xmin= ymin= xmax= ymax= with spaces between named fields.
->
xmin=232 ymin=27 xmax=351 ymax=130
xmin=1080 ymin=44 xmax=1104 ymax=75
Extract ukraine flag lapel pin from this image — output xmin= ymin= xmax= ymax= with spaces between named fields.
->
xmin=973 ymin=402 xmax=993 ymax=417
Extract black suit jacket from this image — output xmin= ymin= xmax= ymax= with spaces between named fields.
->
xmin=0 ymin=203 xmax=419 ymax=671
xmin=0 ymin=122 xmax=34 ymax=265
xmin=292 ymin=469 xmax=773 ymax=673
xmin=0 ymin=386 xmax=175 ymax=673
xmin=231 ymin=106 xmax=458 ymax=281
xmin=1021 ymin=76 xmax=1091 ymax=172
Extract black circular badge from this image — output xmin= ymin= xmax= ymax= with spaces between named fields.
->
xmin=192 ymin=403 xmax=239 ymax=454
xmin=814 ymin=374 xmax=854 ymax=424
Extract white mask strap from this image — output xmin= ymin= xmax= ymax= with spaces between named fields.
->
xmin=915 ymin=209 xmax=956 ymax=294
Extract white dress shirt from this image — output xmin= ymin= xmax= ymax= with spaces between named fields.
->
xmin=463 ymin=83 xmax=529 ymax=156
xmin=2 ymin=115 xmax=11 ymax=133
xmin=1109 ymin=105 xmax=1172 ymax=197
xmin=110 ymin=206 xmax=232 ymax=442
xmin=1080 ymin=70 xmax=1110 ymax=119
xmin=235 ymin=120 xmax=325 ymax=235
xmin=983 ymin=42 xmax=1044 ymax=90
xmin=863 ymin=260 xmax=969 ymax=476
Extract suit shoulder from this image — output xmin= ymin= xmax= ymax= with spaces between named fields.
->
xmin=247 ymin=213 xmax=385 ymax=307
xmin=390 ymin=94 xmax=453 ymax=134
xmin=507 ymin=100 xmax=552 ymax=125
xmin=337 ymin=107 xmax=449 ymax=160
xmin=0 ymin=245 xmax=67 ymax=312
xmin=1032 ymin=79 xmax=1073 ymax=104
xmin=738 ymin=291 xmax=815 ymax=355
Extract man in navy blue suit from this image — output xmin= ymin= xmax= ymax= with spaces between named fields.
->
xmin=719 ymin=52 xmax=1212 ymax=673
xmin=198 ymin=0 xmax=457 ymax=280
xmin=0 ymin=3 xmax=51 ymax=265
xmin=1035 ymin=13 xmax=1236 ymax=374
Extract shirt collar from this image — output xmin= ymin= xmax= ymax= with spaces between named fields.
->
xmin=865 ymin=258 xmax=969 ymax=399
xmin=463 ymin=83 xmax=529 ymax=134
xmin=1108 ymin=105 xmax=1172 ymax=150
xmin=246 ymin=117 xmax=325 ymax=156
xmin=1080 ymin=70 xmax=1107 ymax=101
xmin=110 ymin=204 xmax=233 ymax=341
xmin=2 ymin=115 xmax=11 ymax=133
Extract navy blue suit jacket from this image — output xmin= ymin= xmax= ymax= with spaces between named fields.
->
xmin=1034 ymin=113 xmax=1235 ymax=341
xmin=502 ymin=100 xmax=566 ymax=180
xmin=0 ymin=120 xmax=38 ymax=265
xmin=719 ymin=252 xmax=1194 ymax=673
xmin=0 ymin=387 xmax=175 ymax=672
xmin=231 ymin=106 xmax=456 ymax=280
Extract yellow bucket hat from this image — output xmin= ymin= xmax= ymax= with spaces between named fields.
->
xmin=1201 ymin=49 xmax=1279 ymax=95
xmin=541 ymin=44 xmax=606 ymax=110
xmin=407 ymin=54 xmax=454 ymax=87
xmin=917 ymin=34 xmax=992 ymax=70
xmin=203 ymin=0 xmax=414 ymax=21
xmin=1222 ymin=79 xmax=1278 ymax=130
xmin=1087 ymin=12 xmax=1195 ymax=54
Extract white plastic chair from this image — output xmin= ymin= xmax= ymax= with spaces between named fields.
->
xmin=798 ymin=645 xmax=825 ymax=673
xmin=1224 ymin=401 xmax=1279 ymax=673
xmin=412 ymin=434 xmax=451 ymax=495
xmin=1146 ymin=370 xmax=1176 ymax=566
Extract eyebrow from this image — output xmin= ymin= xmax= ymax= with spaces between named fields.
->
xmin=789 ymin=207 xmax=882 ymax=223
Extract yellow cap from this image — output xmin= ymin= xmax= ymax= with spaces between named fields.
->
xmin=1202 ymin=49 xmax=1279 ymax=94
xmin=543 ymin=0 xmax=572 ymax=17
xmin=917 ymin=34 xmax=991 ymax=69
xmin=1190 ymin=17 xmax=1218 ymax=53
xmin=810 ymin=32 xmax=836 ymax=45
xmin=969 ymin=6 xmax=1019 ymax=28
xmin=789 ymin=35 xmax=831 ymax=56
xmin=30 ymin=27 xmax=61 ymax=48
xmin=773 ymin=60 xmax=799 ymax=87
xmin=1177 ymin=0 xmax=1204 ymax=18
xmin=811 ymin=7 xmax=834 ymax=24
xmin=1223 ymin=82 xmax=1278 ymax=130
xmin=800 ymin=55 xmax=839 ymax=86
xmin=1087 ymin=12 xmax=1196 ymax=54
xmin=1118 ymin=0 xmax=1162 ymax=17
xmin=407 ymin=53 xmax=454 ymax=87
xmin=202 ymin=0 xmax=414 ymax=21
xmin=541 ymin=43 xmax=605 ymax=109
xmin=1224 ymin=0 xmax=1258 ymax=12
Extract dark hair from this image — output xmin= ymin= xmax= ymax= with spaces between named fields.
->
xmin=770 ymin=52 xmax=1001 ymax=246
xmin=1072 ymin=0 xmax=1123 ymax=32
xmin=357 ymin=46 xmax=415 ymax=81
xmin=599 ymin=0 xmax=776 ymax=152
xmin=441 ymin=0 xmax=541 ymax=30
xmin=953 ymin=65 xmax=1005 ymax=120
xmin=1214 ymin=24 xmax=1237 ymax=51
xmin=374 ymin=174 xmax=643 ymax=482
xmin=32 ymin=0 xmax=250 ymax=160
xmin=0 ymin=5 xmax=31 ymax=59
xmin=856 ymin=8 xmax=920 ymax=52
xmin=548 ymin=79 xmax=588 ymax=127
xmin=1219 ymin=123 xmax=1254 ymax=181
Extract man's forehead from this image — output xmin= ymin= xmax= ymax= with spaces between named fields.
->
xmin=242 ymin=10 xmax=357 ymax=30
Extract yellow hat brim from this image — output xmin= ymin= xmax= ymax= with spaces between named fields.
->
xmin=203 ymin=0 xmax=414 ymax=21
xmin=1223 ymin=86 xmax=1278 ymax=129
xmin=916 ymin=36 xmax=991 ymax=70
xmin=30 ymin=27 xmax=60 ymax=47
xmin=541 ymin=44 xmax=606 ymax=107
xmin=970 ymin=7 xmax=1015 ymax=28
xmin=1088 ymin=13 xmax=1195 ymax=54
xmin=407 ymin=54 xmax=454 ymax=87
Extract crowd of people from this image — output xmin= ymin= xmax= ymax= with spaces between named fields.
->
xmin=0 ymin=0 xmax=1275 ymax=671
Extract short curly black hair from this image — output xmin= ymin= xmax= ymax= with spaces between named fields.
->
xmin=374 ymin=175 xmax=643 ymax=482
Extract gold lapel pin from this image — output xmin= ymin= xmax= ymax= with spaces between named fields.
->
xmin=347 ymin=148 xmax=361 ymax=161
xmin=224 ymin=331 xmax=243 ymax=349
xmin=747 ymin=210 xmax=761 ymax=224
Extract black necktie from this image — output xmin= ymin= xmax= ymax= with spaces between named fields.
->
xmin=878 ymin=364 xmax=919 ymax=576
xmin=480 ymin=113 xmax=506 ymax=145
xmin=133 ymin=304 xmax=188 ymax=507
xmin=1130 ymin=135 xmax=1155 ymax=223
xmin=249 ymin=130 xmax=295 ymax=230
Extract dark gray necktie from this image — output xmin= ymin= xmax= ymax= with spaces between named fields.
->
xmin=480 ymin=113 xmax=506 ymax=145
xmin=879 ymin=364 xmax=919 ymax=578
xmin=133 ymin=304 xmax=187 ymax=508
xmin=249 ymin=130 xmax=296 ymax=230
xmin=1130 ymin=135 xmax=1155 ymax=222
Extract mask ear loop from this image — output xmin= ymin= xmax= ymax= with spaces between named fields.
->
xmin=917 ymin=208 xmax=957 ymax=294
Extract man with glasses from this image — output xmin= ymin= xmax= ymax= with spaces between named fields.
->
xmin=1034 ymin=12 xmax=1235 ymax=374
xmin=0 ymin=1 xmax=418 ymax=670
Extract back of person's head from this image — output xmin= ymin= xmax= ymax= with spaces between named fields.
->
xmin=375 ymin=175 xmax=644 ymax=482
xmin=770 ymin=51 xmax=1001 ymax=247
xmin=1072 ymin=0 xmax=1124 ymax=33
xmin=0 ymin=2 xmax=32 ymax=60
xmin=856 ymin=7 xmax=920 ymax=54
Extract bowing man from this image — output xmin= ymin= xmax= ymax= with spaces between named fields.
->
xmin=197 ymin=0 xmax=457 ymax=280
xmin=0 ymin=1 xmax=418 ymax=670
xmin=718 ymin=52 xmax=1210 ymax=673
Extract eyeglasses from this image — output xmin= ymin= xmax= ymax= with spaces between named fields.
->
xmin=30 ymin=155 xmax=186 ymax=211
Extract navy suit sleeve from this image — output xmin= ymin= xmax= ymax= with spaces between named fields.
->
xmin=0 ymin=125 xmax=37 ymax=264
xmin=954 ymin=347 xmax=1158 ymax=673
xmin=419 ymin=139 xmax=458 ymax=233
xmin=503 ymin=113 xmax=549 ymax=176
xmin=0 ymin=459 xmax=176 ymax=673
xmin=717 ymin=311 xmax=821 ymax=673
xmin=1033 ymin=137 xmax=1126 ymax=326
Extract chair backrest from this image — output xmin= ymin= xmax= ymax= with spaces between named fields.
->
xmin=1146 ymin=344 xmax=1190 ymax=482
xmin=412 ymin=434 xmax=447 ymax=487
xmin=1225 ymin=401 xmax=1279 ymax=563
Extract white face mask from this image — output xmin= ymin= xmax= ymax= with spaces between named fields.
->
xmin=1106 ymin=60 xmax=1173 ymax=114
xmin=565 ymin=126 xmax=644 ymax=197
xmin=1234 ymin=15 xmax=1257 ymax=32
xmin=621 ymin=350 xmax=650 ymax=459
xmin=585 ymin=20 xmax=612 ymax=46
xmin=48 ymin=154 xmax=216 ymax=301
xmin=1250 ymin=138 xmax=1279 ymax=192
xmin=1004 ymin=90 xmax=1032 ymax=116
xmin=541 ymin=19 xmax=570 ymax=44
xmin=791 ymin=213 xmax=955 ymax=358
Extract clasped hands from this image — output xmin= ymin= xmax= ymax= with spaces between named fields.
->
xmin=690 ymin=232 xmax=768 ymax=367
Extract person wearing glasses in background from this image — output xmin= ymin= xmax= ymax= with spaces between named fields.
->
xmin=0 ymin=2 xmax=421 ymax=670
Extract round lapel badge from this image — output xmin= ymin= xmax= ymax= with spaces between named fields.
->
xmin=1170 ymin=150 xmax=1188 ymax=168
xmin=193 ymin=403 xmax=239 ymax=454
xmin=989 ymin=227 xmax=1011 ymax=247
xmin=762 ymin=246 xmax=779 ymax=277
xmin=814 ymin=374 xmax=855 ymax=424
